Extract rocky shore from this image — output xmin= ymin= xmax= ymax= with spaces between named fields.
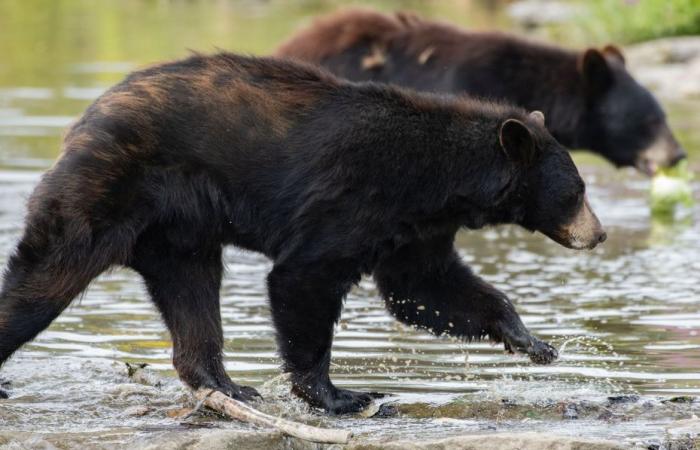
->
xmin=625 ymin=36 xmax=700 ymax=100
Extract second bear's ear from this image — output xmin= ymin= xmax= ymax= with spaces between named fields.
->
xmin=602 ymin=44 xmax=625 ymax=65
xmin=499 ymin=119 xmax=535 ymax=165
xmin=529 ymin=110 xmax=545 ymax=127
xmin=579 ymin=48 xmax=613 ymax=93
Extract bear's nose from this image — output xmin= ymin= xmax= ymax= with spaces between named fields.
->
xmin=597 ymin=231 xmax=607 ymax=244
xmin=669 ymin=147 xmax=687 ymax=167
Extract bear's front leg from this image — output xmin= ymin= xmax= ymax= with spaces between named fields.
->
xmin=374 ymin=235 xmax=558 ymax=365
xmin=267 ymin=263 xmax=381 ymax=415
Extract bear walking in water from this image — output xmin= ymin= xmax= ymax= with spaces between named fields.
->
xmin=0 ymin=53 xmax=605 ymax=414
xmin=276 ymin=8 xmax=686 ymax=175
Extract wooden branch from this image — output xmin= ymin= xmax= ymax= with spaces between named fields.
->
xmin=125 ymin=363 xmax=352 ymax=444
xmin=194 ymin=388 xmax=353 ymax=444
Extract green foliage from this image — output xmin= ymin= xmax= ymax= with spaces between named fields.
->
xmin=580 ymin=0 xmax=700 ymax=44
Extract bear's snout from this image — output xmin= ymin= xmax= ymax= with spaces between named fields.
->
xmin=561 ymin=197 xmax=606 ymax=250
xmin=635 ymin=125 xmax=687 ymax=176
xmin=543 ymin=196 xmax=606 ymax=250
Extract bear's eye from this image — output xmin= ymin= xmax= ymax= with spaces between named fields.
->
xmin=565 ymin=192 xmax=581 ymax=205
xmin=645 ymin=117 xmax=662 ymax=129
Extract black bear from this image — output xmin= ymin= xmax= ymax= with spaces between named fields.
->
xmin=276 ymin=8 xmax=686 ymax=175
xmin=0 ymin=53 xmax=606 ymax=413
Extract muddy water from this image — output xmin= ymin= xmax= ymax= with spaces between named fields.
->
xmin=1 ymin=1 xmax=700 ymax=448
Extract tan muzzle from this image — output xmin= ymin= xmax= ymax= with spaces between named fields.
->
xmin=548 ymin=196 xmax=607 ymax=250
xmin=635 ymin=125 xmax=686 ymax=176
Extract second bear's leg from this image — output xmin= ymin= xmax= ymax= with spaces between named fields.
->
xmin=132 ymin=239 xmax=260 ymax=402
xmin=374 ymin=235 xmax=558 ymax=365
xmin=267 ymin=263 xmax=379 ymax=415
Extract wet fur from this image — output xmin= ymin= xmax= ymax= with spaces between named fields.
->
xmin=0 ymin=53 xmax=579 ymax=413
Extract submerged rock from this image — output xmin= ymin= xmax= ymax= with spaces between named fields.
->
xmin=562 ymin=403 xmax=579 ymax=420
xmin=607 ymin=395 xmax=640 ymax=405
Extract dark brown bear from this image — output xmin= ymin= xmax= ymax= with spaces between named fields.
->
xmin=0 ymin=53 xmax=605 ymax=414
xmin=276 ymin=8 xmax=686 ymax=175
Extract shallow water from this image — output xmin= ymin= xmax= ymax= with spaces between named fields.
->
xmin=1 ymin=1 xmax=699 ymax=448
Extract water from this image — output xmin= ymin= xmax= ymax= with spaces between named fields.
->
xmin=1 ymin=1 xmax=699 ymax=448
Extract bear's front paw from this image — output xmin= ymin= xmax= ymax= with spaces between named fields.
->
xmin=527 ymin=338 xmax=558 ymax=365
xmin=501 ymin=327 xmax=558 ymax=365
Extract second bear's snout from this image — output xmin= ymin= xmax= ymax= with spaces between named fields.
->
xmin=596 ymin=231 xmax=607 ymax=244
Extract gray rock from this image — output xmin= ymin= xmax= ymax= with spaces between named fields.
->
xmin=508 ymin=0 xmax=581 ymax=28
xmin=625 ymin=36 xmax=700 ymax=99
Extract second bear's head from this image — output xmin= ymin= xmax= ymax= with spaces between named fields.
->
xmin=575 ymin=46 xmax=685 ymax=175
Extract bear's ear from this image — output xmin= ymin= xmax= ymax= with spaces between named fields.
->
xmin=529 ymin=110 xmax=545 ymax=127
xmin=602 ymin=44 xmax=625 ymax=65
xmin=579 ymin=48 xmax=613 ymax=93
xmin=499 ymin=119 xmax=535 ymax=165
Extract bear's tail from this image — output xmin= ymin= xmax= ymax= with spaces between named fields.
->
xmin=0 ymin=189 xmax=135 ymax=371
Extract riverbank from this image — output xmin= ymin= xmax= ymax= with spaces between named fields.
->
xmin=0 ymin=430 xmax=630 ymax=450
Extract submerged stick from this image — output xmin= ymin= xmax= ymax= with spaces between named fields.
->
xmin=194 ymin=388 xmax=353 ymax=444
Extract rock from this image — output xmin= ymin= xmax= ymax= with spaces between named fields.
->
xmin=375 ymin=403 xmax=399 ymax=418
xmin=124 ymin=405 xmax=153 ymax=417
xmin=166 ymin=407 xmax=195 ymax=419
xmin=562 ymin=403 xmax=579 ymax=420
xmin=664 ymin=396 xmax=695 ymax=404
xmin=125 ymin=362 xmax=163 ymax=388
xmin=625 ymin=37 xmax=700 ymax=66
xmin=349 ymin=432 xmax=627 ymax=450
xmin=625 ymin=36 xmax=700 ymax=99
xmin=607 ymin=395 xmax=640 ymax=405
xmin=507 ymin=0 xmax=581 ymax=29
xmin=665 ymin=416 xmax=700 ymax=436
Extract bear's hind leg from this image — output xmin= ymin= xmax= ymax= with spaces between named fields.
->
xmin=374 ymin=235 xmax=558 ymax=365
xmin=131 ymin=235 xmax=260 ymax=402
xmin=267 ymin=262 xmax=381 ymax=415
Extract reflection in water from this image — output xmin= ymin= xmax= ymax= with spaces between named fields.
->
xmin=0 ymin=0 xmax=699 ymax=446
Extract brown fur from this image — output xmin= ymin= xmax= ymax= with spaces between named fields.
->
xmin=276 ymin=8 xmax=404 ymax=61
xmin=276 ymin=8 xmax=474 ymax=66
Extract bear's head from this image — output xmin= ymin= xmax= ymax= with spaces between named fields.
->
xmin=500 ymin=110 xmax=607 ymax=250
xmin=577 ymin=46 xmax=685 ymax=175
